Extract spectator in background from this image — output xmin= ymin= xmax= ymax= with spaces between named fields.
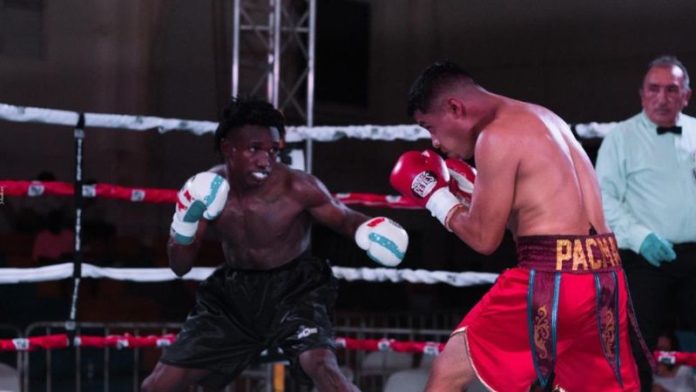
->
xmin=16 ymin=170 xmax=68 ymax=234
xmin=0 ymin=184 xmax=15 ymax=234
xmin=653 ymin=330 xmax=696 ymax=392
xmin=29 ymin=208 xmax=73 ymax=311
xmin=31 ymin=208 xmax=73 ymax=264
xmin=595 ymin=55 xmax=696 ymax=391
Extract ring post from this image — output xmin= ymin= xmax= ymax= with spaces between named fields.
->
xmin=67 ymin=113 xmax=85 ymax=371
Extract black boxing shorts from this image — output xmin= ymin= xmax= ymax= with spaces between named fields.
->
xmin=160 ymin=253 xmax=338 ymax=388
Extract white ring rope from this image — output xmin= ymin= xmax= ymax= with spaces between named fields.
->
xmin=6 ymin=100 xmax=617 ymax=289
xmin=0 ymin=102 xmax=428 ymax=142
xmin=0 ymin=263 xmax=498 ymax=286
xmin=332 ymin=266 xmax=498 ymax=286
xmin=574 ymin=122 xmax=618 ymax=138
xmin=0 ymin=102 xmax=611 ymax=140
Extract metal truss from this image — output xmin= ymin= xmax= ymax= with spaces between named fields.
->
xmin=231 ymin=0 xmax=316 ymax=127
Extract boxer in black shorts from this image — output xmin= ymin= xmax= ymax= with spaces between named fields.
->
xmin=160 ymin=253 xmax=338 ymax=388
xmin=141 ymin=97 xmax=409 ymax=392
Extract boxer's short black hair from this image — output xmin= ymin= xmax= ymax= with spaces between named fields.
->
xmin=407 ymin=61 xmax=475 ymax=117
xmin=214 ymin=96 xmax=286 ymax=152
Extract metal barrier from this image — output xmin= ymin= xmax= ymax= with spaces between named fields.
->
xmin=0 ymin=324 xmax=22 ymax=392
xmin=15 ymin=313 xmax=458 ymax=392
xmin=331 ymin=311 xmax=457 ymax=392
xmin=23 ymin=322 xmax=182 ymax=392
xmin=333 ymin=324 xmax=450 ymax=392
xmin=20 ymin=321 xmax=298 ymax=392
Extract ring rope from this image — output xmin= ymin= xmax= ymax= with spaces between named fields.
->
xmin=0 ymin=101 xmax=614 ymax=139
xmin=1 ymin=333 xmax=693 ymax=368
xmin=0 ymin=179 xmax=493 ymax=287
xmin=0 ymin=334 xmax=445 ymax=354
xmin=0 ymin=180 xmax=418 ymax=208
xmin=0 ymin=102 xmax=428 ymax=142
xmin=0 ymin=263 xmax=499 ymax=286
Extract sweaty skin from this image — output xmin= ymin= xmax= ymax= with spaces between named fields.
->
xmin=168 ymin=124 xmax=368 ymax=275
xmin=410 ymin=76 xmax=626 ymax=392
xmin=146 ymin=123 xmax=364 ymax=392
xmin=416 ymin=91 xmax=609 ymax=255
xmin=402 ymin=60 xmax=647 ymax=391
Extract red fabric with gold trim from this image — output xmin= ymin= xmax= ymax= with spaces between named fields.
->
xmin=451 ymin=234 xmax=640 ymax=392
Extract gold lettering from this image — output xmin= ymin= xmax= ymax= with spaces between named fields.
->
xmin=597 ymin=238 xmax=613 ymax=268
xmin=556 ymin=240 xmax=572 ymax=271
xmin=586 ymin=238 xmax=602 ymax=270
xmin=608 ymin=236 xmax=621 ymax=266
xmin=572 ymin=239 xmax=588 ymax=271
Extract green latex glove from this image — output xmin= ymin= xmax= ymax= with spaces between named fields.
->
xmin=639 ymin=233 xmax=677 ymax=267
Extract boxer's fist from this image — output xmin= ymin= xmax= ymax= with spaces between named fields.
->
xmin=171 ymin=172 xmax=230 ymax=245
xmin=355 ymin=217 xmax=408 ymax=267
xmin=390 ymin=150 xmax=449 ymax=206
xmin=446 ymin=158 xmax=476 ymax=206
xmin=390 ymin=150 xmax=461 ymax=227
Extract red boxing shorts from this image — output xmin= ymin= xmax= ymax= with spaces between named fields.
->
xmin=453 ymin=233 xmax=641 ymax=391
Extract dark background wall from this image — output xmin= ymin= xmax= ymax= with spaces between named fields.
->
xmin=3 ymin=0 xmax=696 ymax=233
xmin=1 ymin=0 xmax=696 ymax=320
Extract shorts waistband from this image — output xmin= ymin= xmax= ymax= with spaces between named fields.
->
xmin=516 ymin=233 xmax=622 ymax=273
xmin=223 ymin=250 xmax=319 ymax=275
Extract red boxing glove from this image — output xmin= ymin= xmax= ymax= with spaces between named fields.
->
xmin=445 ymin=158 xmax=476 ymax=206
xmin=390 ymin=150 xmax=461 ymax=228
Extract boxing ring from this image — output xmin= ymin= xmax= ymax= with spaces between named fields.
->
xmin=1 ymin=102 xmax=694 ymax=392
xmin=0 ymin=101 xmax=496 ymax=392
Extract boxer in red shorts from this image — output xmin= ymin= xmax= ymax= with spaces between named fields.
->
xmin=390 ymin=61 xmax=652 ymax=391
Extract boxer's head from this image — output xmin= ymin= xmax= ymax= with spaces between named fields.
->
xmin=408 ymin=61 xmax=480 ymax=160
xmin=216 ymin=97 xmax=286 ymax=186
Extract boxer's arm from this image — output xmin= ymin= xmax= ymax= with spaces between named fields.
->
xmin=301 ymin=174 xmax=370 ymax=236
xmin=168 ymin=219 xmax=207 ymax=276
xmin=302 ymin=174 xmax=408 ymax=266
xmin=447 ymin=129 xmax=516 ymax=254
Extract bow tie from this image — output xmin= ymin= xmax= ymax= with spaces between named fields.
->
xmin=657 ymin=126 xmax=682 ymax=135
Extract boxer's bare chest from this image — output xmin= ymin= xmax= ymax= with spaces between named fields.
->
xmin=213 ymin=181 xmax=310 ymax=248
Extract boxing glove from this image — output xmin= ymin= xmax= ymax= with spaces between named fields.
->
xmin=445 ymin=158 xmax=476 ymax=206
xmin=390 ymin=150 xmax=461 ymax=227
xmin=355 ymin=217 xmax=409 ymax=267
xmin=171 ymin=172 xmax=230 ymax=245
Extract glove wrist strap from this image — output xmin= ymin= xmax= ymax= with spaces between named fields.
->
xmin=171 ymin=213 xmax=199 ymax=245
xmin=425 ymin=187 xmax=461 ymax=231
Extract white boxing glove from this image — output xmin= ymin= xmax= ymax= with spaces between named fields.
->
xmin=445 ymin=158 xmax=476 ymax=206
xmin=171 ymin=172 xmax=230 ymax=245
xmin=355 ymin=217 xmax=409 ymax=267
